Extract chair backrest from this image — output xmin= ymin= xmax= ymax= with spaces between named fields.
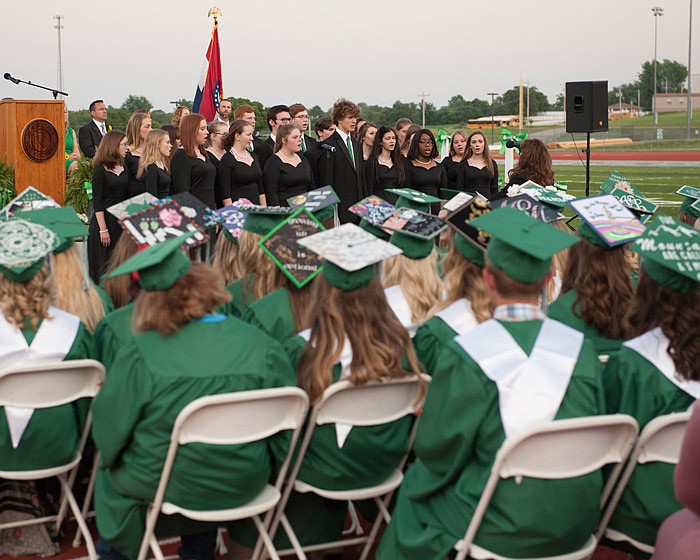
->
xmin=312 ymin=374 xmax=430 ymax=428
xmin=0 ymin=359 xmax=105 ymax=409
xmin=458 ymin=414 xmax=639 ymax=558
xmin=636 ymin=410 xmax=691 ymax=465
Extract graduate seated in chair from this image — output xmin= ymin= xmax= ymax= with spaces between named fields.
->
xmin=377 ymin=207 xmax=607 ymax=560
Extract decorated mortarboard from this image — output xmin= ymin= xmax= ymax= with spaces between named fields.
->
xmin=442 ymin=191 xmax=474 ymax=213
xmin=440 ymin=188 xmax=475 ymax=202
xmin=471 ymin=206 xmax=579 ymax=283
xmin=569 ymin=194 xmax=646 ymax=249
xmin=298 ymin=223 xmax=402 ymax=291
xmin=349 ymin=195 xmax=396 ymax=226
xmin=107 ymin=193 xmax=158 ymax=221
xmin=168 ymin=192 xmax=223 ymax=230
xmin=507 ymin=181 xmax=573 ymax=209
xmin=491 ymin=193 xmax=565 ymax=223
xmin=445 ymin=196 xmax=492 ymax=251
xmin=107 ymin=230 xmax=197 ymax=291
xmin=19 ymin=206 xmax=87 ymax=253
xmin=239 ymin=204 xmax=294 ymax=236
xmin=387 ymin=188 xmax=442 ymax=213
xmin=359 ymin=219 xmax=391 ymax=241
xmin=214 ymin=198 xmax=252 ymax=243
xmin=631 ymin=215 xmax=700 ymax=293
xmin=0 ymin=219 xmax=59 ymax=282
xmin=609 ymin=187 xmax=657 ymax=223
xmin=120 ymin=199 xmax=207 ymax=247
xmin=690 ymin=199 xmax=700 ymax=218
xmin=600 ymin=171 xmax=645 ymax=198
xmin=676 ymin=185 xmax=700 ymax=200
xmin=287 ymin=185 xmax=339 ymax=222
xmin=382 ymin=207 xmax=447 ymax=241
xmin=1 ymin=187 xmax=60 ymax=218
xmin=259 ymin=209 xmax=325 ymax=288
xmin=677 ymin=185 xmax=700 ymax=219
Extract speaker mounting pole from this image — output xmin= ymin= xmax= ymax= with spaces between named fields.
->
xmin=585 ymin=132 xmax=591 ymax=197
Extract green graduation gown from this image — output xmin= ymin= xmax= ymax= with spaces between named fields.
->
xmin=0 ymin=313 xmax=95 ymax=471
xmin=221 ymin=274 xmax=256 ymax=318
xmin=92 ymin=316 xmax=296 ymax=559
xmin=243 ymin=287 xmax=297 ymax=341
xmin=547 ymin=290 xmax=622 ymax=355
xmin=603 ymin=328 xmax=697 ymax=546
xmin=378 ymin=319 xmax=606 ymax=560
xmin=93 ymin=302 xmax=135 ymax=370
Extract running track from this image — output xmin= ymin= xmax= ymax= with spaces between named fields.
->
xmin=493 ymin=151 xmax=700 ymax=162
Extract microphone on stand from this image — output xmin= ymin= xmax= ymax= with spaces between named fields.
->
xmin=320 ymin=143 xmax=336 ymax=152
xmin=4 ymin=73 xmax=20 ymax=85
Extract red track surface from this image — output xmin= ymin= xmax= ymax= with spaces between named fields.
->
xmin=493 ymin=151 xmax=700 ymax=162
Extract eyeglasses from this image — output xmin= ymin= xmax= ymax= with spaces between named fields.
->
xmin=276 ymin=117 xmax=292 ymax=123
xmin=418 ymin=140 xmax=434 ymax=146
xmin=210 ymin=132 xmax=225 ymax=136
xmin=295 ymin=115 xmax=310 ymax=120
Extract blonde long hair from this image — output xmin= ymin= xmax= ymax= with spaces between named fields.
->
xmin=297 ymin=275 xmax=425 ymax=404
xmin=137 ymin=129 xmax=170 ymax=180
xmin=126 ymin=112 xmax=151 ymax=152
xmin=0 ymin=263 xmax=53 ymax=329
xmin=431 ymin=242 xmax=492 ymax=323
xmin=381 ymin=251 xmax=442 ymax=324
xmin=211 ymin=230 xmax=243 ymax=285
xmin=53 ymin=246 xmax=106 ymax=332
xmin=101 ymin=234 xmax=140 ymax=309
xmin=236 ymin=231 xmax=284 ymax=304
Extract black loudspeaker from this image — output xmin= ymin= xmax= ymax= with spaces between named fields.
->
xmin=566 ymin=81 xmax=608 ymax=133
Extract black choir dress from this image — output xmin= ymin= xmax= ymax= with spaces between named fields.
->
xmin=263 ymin=156 xmax=315 ymax=206
xmin=217 ymin=152 xmax=264 ymax=207
xmin=125 ymin=152 xmax=145 ymax=197
xmin=170 ymin=149 xmax=217 ymax=208
xmin=456 ymin=159 xmax=499 ymax=199
xmin=404 ymin=160 xmax=447 ymax=214
xmin=143 ymin=163 xmax=171 ymax=199
xmin=365 ymin=161 xmax=400 ymax=204
xmin=88 ymin=165 xmax=130 ymax=283
xmin=440 ymin=156 xmax=461 ymax=190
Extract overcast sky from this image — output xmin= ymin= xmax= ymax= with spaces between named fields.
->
xmin=1 ymin=0 xmax=697 ymax=113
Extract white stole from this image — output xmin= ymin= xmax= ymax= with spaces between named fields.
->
xmin=436 ymin=298 xmax=478 ymax=336
xmin=624 ymin=327 xmax=700 ymax=399
xmin=384 ymin=285 xmax=418 ymax=338
xmin=456 ymin=318 xmax=583 ymax=438
xmin=299 ymin=329 xmax=354 ymax=448
xmin=0 ymin=307 xmax=81 ymax=448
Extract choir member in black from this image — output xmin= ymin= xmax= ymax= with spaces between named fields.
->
xmin=170 ymin=113 xmax=217 ymax=208
xmin=399 ymin=123 xmax=421 ymax=158
xmin=456 ymin=130 xmax=499 ymax=198
xmin=289 ymin=103 xmax=318 ymax=155
xmin=313 ymin=116 xmax=336 ymax=143
xmin=124 ymin=111 xmax=152 ymax=196
xmin=404 ymin=129 xmax=446 ymax=214
xmin=263 ymin=124 xmax=315 ymax=206
xmin=254 ymin=104 xmax=291 ymax=171
xmin=494 ymin=138 xmax=555 ymax=199
xmin=217 ymin=120 xmax=264 ymax=207
xmin=365 ymin=126 xmax=404 ymax=204
xmin=206 ymin=121 xmax=228 ymax=165
xmin=171 ymin=106 xmax=190 ymax=127
xmin=137 ymin=129 xmax=172 ymax=198
xmin=441 ymin=130 xmax=467 ymax=189
xmin=358 ymin=121 xmax=378 ymax=161
xmin=88 ymin=131 xmax=130 ymax=283
xmin=160 ymin=124 xmax=180 ymax=168
xmin=233 ymin=104 xmax=264 ymax=154
xmin=395 ymin=118 xmax=413 ymax=149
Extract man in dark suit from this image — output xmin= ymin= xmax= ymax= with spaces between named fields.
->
xmin=317 ymin=98 xmax=366 ymax=223
xmin=289 ymin=103 xmax=318 ymax=155
xmin=78 ymin=100 xmax=110 ymax=158
xmin=254 ymin=104 xmax=290 ymax=171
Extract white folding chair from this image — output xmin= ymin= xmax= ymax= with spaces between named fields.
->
xmin=0 ymin=359 xmax=105 ymax=560
xmin=453 ymin=414 xmax=639 ymax=560
xmin=596 ymin=410 xmax=692 ymax=555
xmin=263 ymin=374 xmax=430 ymax=560
xmin=136 ymin=387 xmax=309 ymax=560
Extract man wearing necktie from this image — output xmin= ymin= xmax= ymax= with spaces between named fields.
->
xmin=78 ymin=99 xmax=111 ymax=158
xmin=317 ymin=98 xmax=367 ymax=224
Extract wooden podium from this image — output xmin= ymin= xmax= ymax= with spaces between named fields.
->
xmin=0 ymin=99 xmax=66 ymax=204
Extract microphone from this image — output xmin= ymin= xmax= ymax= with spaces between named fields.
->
xmin=505 ymin=139 xmax=521 ymax=150
xmin=320 ymin=143 xmax=336 ymax=152
xmin=4 ymin=73 xmax=20 ymax=85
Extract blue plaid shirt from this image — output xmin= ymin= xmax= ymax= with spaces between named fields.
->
xmin=493 ymin=303 xmax=545 ymax=322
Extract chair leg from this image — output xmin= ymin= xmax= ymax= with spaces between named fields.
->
xmin=150 ymin=534 xmax=165 ymax=560
xmin=279 ymin=514 xmax=307 ymax=560
xmin=137 ymin=505 xmax=160 ymax=560
xmin=358 ymin=500 xmax=387 ymax=560
xmin=252 ymin=515 xmax=281 ymax=560
xmin=74 ymin=452 xmax=99 ymax=547
xmin=58 ymin=474 xmax=97 ymax=560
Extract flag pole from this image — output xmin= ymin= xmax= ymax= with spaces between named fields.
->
xmin=208 ymin=6 xmax=222 ymax=25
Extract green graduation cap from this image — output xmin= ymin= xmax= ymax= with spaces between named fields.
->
xmin=107 ymin=231 xmax=196 ymax=291
xmin=453 ymin=234 xmax=485 ymax=268
xmin=239 ymin=205 xmax=294 ymax=236
xmin=387 ymin=188 xmax=441 ymax=213
xmin=359 ymin=218 xmax=391 ymax=241
xmin=680 ymin=197 xmax=700 ymax=220
xmin=471 ymin=206 xmax=579 ymax=282
xmin=20 ymin=206 xmax=88 ymax=253
xmin=298 ymin=223 xmax=402 ymax=291
xmin=0 ymin=219 xmax=60 ymax=282
xmin=631 ymin=215 xmax=700 ymax=293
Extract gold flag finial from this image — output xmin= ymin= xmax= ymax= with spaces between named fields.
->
xmin=208 ymin=6 xmax=222 ymax=24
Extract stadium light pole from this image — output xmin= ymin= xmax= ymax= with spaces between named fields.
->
xmin=652 ymin=6 xmax=664 ymax=129
xmin=687 ymin=0 xmax=693 ymax=139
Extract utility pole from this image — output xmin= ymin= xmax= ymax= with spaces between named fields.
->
xmin=518 ymin=73 xmax=524 ymax=132
xmin=418 ymin=92 xmax=431 ymax=128
xmin=525 ymin=80 xmax=532 ymax=126
xmin=652 ymin=6 xmax=664 ymax=128
xmin=617 ymin=89 xmax=622 ymax=112
xmin=53 ymin=13 xmax=64 ymax=99
xmin=688 ymin=0 xmax=694 ymax=139
xmin=488 ymin=92 xmax=498 ymax=144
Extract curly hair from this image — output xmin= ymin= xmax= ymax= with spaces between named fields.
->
xmin=431 ymin=242 xmax=492 ymax=323
xmin=381 ymin=251 xmax=442 ymax=324
xmin=509 ymin=138 xmax=555 ymax=186
xmin=297 ymin=275 xmax=425 ymax=404
xmin=330 ymin=98 xmax=360 ymax=124
xmin=53 ymin=246 xmax=106 ymax=332
xmin=626 ymin=269 xmax=700 ymax=381
xmin=0 ymin=263 xmax=53 ymax=330
xmin=133 ymin=263 xmax=231 ymax=335
xmin=561 ymin=239 xmax=633 ymax=340
xmin=101 ymin=234 xmax=141 ymax=309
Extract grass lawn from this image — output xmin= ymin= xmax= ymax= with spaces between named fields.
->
xmin=551 ymin=164 xmax=696 ymax=215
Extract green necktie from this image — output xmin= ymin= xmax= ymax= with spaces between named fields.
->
xmin=247 ymin=144 xmax=254 ymax=153
xmin=346 ymin=135 xmax=354 ymax=167
xmin=301 ymin=136 xmax=307 ymax=153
